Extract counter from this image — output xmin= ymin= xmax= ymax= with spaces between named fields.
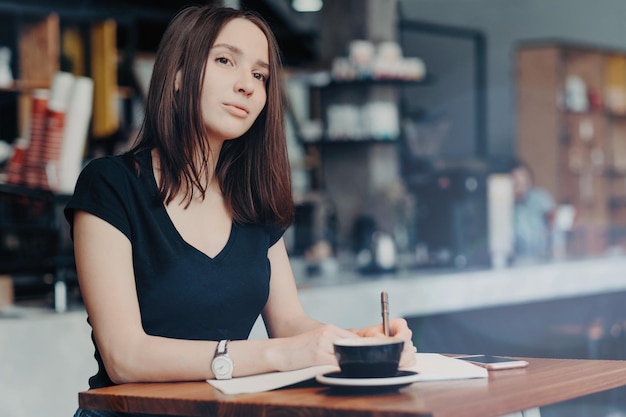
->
xmin=250 ymin=255 xmax=626 ymax=336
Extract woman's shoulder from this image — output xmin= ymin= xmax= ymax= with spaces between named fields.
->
xmin=83 ymin=151 xmax=136 ymax=171
xmin=66 ymin=150 xmax=153 ymax=232
xmin=80 ymin=150 xmax=148 ymax=184
xmin=235 ymin=222 xmax=284 ymax=250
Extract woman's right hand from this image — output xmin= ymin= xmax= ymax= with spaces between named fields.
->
xmin=273 ymin=324 xmax=357 ymax=371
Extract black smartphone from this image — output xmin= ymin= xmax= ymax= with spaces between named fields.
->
xmin=456 ymin=354 xmax=529 ymax=370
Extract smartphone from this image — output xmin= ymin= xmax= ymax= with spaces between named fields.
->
xmin=455 ymin=354 xmax=529 ymax=370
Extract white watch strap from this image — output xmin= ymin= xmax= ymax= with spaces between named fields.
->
xmin=216 ymin=339 xmax=228 ymax=355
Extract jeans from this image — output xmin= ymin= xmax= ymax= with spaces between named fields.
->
xmin=74 ymin=409 xmax=125 ymax=417
xmin=73 ymin=409 xmax=172 ymax=417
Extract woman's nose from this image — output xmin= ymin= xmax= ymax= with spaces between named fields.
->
xmin=234 ymin=72 xmax=255 ymax=96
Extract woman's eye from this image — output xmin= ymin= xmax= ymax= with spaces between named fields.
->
xmin=254 ymin=73 xmax=268 ymax=82
xmin=216 ymin=57 xmax=231 ymax=65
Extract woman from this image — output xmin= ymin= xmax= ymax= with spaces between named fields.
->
xmin=65 ymin=4 xmax=415 ymax=408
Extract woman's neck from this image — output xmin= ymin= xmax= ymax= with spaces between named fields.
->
xmin=151 ymin=147 xmax=222 ymax=203
xmin=195 ymin=138 xmax=223 ymax=190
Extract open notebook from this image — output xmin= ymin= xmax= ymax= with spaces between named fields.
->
xmin=208 ymin=353 xmax=488 ymax=395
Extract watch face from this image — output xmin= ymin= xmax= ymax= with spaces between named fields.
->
xmin=212 ymin=356 xmax=233 ymax=378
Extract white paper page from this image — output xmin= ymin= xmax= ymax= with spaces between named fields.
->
xmin=208 ymin=353 xmax=487 ymax=395
xmin=207 ymin=363 xmax=339 ymax=395
xmin=404 ymin=352 xmax=488 ymax=381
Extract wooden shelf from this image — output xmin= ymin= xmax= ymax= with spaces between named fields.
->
xmin=517 ymin=42 xmax=626 ymax=254
xmin=302 ymin=70 xmax=432 ymax=87
xmin=302 ymin=137 xmax=399 ymax=145
xmin=0 ymin=81 xmax=51 ymax=92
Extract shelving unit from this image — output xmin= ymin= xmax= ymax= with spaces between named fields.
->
xmin=0 ymin=2 xmax=174 ymax=308
xmin=290 ymin=72 xmax=431 ymax=252
xmin=0 ymin=2 xmax=177 ymax=147
xmin=302 ymin=74 xmax=430 ymax=145
xmin=0 ymin=183 xmax=74 ymax=311
xmin=516 ymin=41 xmax=626 ymax=255
xmin=297 ymin=73 xmax=430 ymax=189
xmin=0 ymin=12 xmax=58 ymax=142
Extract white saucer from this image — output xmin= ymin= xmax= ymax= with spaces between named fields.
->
xmin=316 ymin=370 xmax=420 ymax=390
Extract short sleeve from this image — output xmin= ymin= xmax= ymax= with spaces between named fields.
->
xmin=64 ymin=157 xmax=133 ymax=240
xmin=268 ymin=224 xmax=285 ymax=247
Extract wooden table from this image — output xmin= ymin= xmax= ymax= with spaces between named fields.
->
xmin=79 ymin=357 xmax=626 ymax=417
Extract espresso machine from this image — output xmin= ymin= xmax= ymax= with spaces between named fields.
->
xmin=407 ymin=165 xmax=491 ymax=268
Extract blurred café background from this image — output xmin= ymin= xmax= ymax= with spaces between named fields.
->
xmin=3 ymin=0 xmax=626 ymax=416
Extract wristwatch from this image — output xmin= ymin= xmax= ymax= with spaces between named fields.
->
xmin=211 ymin=339 xmax=234 ymax=380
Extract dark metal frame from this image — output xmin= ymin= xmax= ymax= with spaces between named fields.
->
xmin=397 ymin=17 xmax=488 ymax=158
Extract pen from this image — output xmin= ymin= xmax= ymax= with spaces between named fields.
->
xmin=381 ymin=291 xmax=390 ymax=337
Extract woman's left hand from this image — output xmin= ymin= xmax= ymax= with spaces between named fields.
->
xmin=355 ymin=318 xmax=417 ymax=367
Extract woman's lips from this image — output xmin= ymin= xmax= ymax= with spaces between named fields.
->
xmin=224 ymin=103 xmax=249 ymax=117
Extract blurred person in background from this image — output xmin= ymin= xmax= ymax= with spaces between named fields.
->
xmin=511 ymin=159 xmax=555 ymax=261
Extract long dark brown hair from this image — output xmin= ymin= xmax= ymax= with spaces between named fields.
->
xmin=129 ymin=5 xmax=294 ymax=231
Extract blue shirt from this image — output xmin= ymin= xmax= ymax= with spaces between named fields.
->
xmin=514 ymin=187 xmax=555 ymax=259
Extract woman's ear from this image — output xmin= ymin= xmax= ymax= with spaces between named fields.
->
xmin=174 ymin=69 xmax=182 ymax=92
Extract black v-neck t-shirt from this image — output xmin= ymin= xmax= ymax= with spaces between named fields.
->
xmin=65 ymin=149 xmax=282 ymax=388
